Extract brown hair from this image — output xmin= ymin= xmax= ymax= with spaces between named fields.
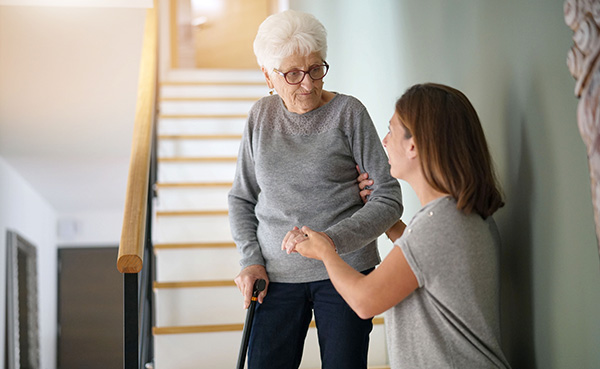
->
xmin=395 ymin=83 xmax=504 ymax=218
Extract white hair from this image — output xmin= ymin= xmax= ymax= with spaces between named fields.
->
xmin=253 ymin=10 xmax=328 ymax=73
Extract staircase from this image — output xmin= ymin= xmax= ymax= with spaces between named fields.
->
xmin=151 ymin=69 xmax=390 ymax=368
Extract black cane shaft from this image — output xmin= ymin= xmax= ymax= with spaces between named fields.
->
xmin=236 ymin=279 xmax=266 ymax=369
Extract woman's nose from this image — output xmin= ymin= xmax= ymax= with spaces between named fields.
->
xmin=300 ymin=75 xmax=315 ymax=89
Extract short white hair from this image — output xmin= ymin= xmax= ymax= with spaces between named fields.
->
xmin=253 ymin=10 xmax=328 ymax=73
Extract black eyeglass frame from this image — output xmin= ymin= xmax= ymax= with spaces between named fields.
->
xmin=272 ymin=62 xmax=330 ymax=85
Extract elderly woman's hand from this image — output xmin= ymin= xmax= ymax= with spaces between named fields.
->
xmin=356 ymin=165 xmax=373 ymax=203
xmin=282 ymin=226 xmax=337 ymax=254
xmin=234 ymin=264 xmax=269 ymax=309
xmin=281 ymin=226 xmax=308 ymax=254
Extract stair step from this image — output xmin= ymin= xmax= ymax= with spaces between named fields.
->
xmin=155 ymin=317 xmax=385 ymax=334
xmin=155 ymin=186 xmax=230 ymax=211
xmin=158 ymin=156 xmax=237 ymax=162
xmin=154 ymin=280 xmax=236 ymax=288
xmin=161 ymin=80 xmax=264 ymax=86
xmin=160 ymin=100 xmax=255 ymax=115
xmin=160 ymin=97 xmax=259 ymax=102
xmin=158 ymin=116 xmax=246 ymax=135
xmin=158 ymin=134 xmax=242 ymax=139
xmin=154 ymin=241 xmax=239 ymax=280
xmin=156 ymin=210 xmax=228 ymax=217
xmin=158 ymin=161 xmax=237 ymax=183
xmin=153 ymin=214 xmax=232 ymax=244
xmin=158 ymin=138 xmax=240 ymax=158
xmin=153 ymin=321 xmax=388 ymax=368
xmin=154 ymin=242 xmax=236 ymax=249
xmin=159 ymin=113 xmax=248 ymax=119
xmin=154 ymin=281 xmax=242 ymax=326
xmin=156 ymin=182 xmax=232 ymax=189
xmin=164 ymin=68 xmax=265 ymax=83
xmin=161 ymin=84 xmax=267 ymax=99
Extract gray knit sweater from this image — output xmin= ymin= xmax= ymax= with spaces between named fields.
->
xmin=228 ymin=93 xmax=403 ymax=283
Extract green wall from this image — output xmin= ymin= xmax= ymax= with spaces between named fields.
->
xmin=290 ymin=1 xmax=600 ymax=368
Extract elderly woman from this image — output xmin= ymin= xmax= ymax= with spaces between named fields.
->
xmin=290 ymin=83 xmax=511 ymax=369
xmin=228 ymin=9 xmax=403 ymax=369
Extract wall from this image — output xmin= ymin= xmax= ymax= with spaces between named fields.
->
xmin=291 ymin=0 xmax=600 ymax=368
xmin=0 ymin=5 xmax=145 ymax=214
xmin=57 ymin=211 xmax=124 ymax=247
xmin=0 ymin=157 xmax=58 ymax=369
xmin=0 ymin=4 xmax=147 ymax=368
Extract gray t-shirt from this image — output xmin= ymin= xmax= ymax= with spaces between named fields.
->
xmin=386 ymin=196 xmax=510 ymax=368
xmin=228 ymin=93 xmax=403 ymax=283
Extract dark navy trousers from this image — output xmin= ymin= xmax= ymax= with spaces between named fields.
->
xmin=247 ymin=275 xmax=373 ymax=369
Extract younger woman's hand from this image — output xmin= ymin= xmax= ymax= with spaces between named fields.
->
xmin=356 ymin=165 xmax=373 ymax=203
xmin=294 ymin=226 xmax=337 ymax=261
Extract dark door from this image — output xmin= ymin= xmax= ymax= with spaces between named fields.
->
xmin=57 ymin=247 xmax=122 ymax=369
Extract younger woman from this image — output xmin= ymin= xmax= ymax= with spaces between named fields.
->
xmin=284 ymin=83 xmax=511 ymax=368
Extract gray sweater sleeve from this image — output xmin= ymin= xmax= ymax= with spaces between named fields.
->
xmin=228 ymin=120 xmax=265 ymax=269
xmin=324 ymin=107 xmax=403 ymax=255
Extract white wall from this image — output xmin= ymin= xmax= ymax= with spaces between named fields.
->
xmin=57 ymin=210 xmax=124 ymax=247
xmin=0 ymin=5 xmax=145 ymax=213
xmin=291 ymin=1 xmax=600 ymax=368
xmin=0 ymin=157 xmax=58 ymax=369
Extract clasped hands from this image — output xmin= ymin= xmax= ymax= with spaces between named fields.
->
xmin=281 ymin=226 xmax=337 ymax=260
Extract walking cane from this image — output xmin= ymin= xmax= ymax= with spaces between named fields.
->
xmin=236 ymin=278 xmax=266 ymax=369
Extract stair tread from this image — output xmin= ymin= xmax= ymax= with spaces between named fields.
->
xmin=158 ymin=134 xmax=242 ymax=139
xmin=161 ymin=81 xmax=264 ymax=86
xmin=159 ymin=114 xmax=248 ymax=118
xmin=160 ymin=96 xmax=260 ymax=101
xmin=158 ymin=156 xmax=237 ymax=162
xmin=156 ymin=182 xmax=233 ymax=188
xmin=154 ymin=317 xmax=385 ymax=335
xmin=154 ymin=280 xmax=236 ymax=289
xmin=156 ymin=209 xmax=228 ymax=216
xmin=164 ymin=68 xmax=265 ymax=82
xmin=154 ymin=242 xmax=235 ymax=249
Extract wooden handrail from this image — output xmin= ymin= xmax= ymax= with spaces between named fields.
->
xmin=117 ymin=2 xmax=158 ymax=274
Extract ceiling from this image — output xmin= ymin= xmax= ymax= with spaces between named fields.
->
xmin=0 ymin=4 xmax=149 ymax=214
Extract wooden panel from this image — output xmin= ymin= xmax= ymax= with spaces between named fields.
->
xmin=191 ymin=0 xmax=272 ymax=69
xmin=57 ymin=247 xmax=122 ymax=369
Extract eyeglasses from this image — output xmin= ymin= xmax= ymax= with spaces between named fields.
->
xmin=273 ymin=62 xmax=329 ymax=85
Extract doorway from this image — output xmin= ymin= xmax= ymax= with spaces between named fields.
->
xmin=5 ymin=230 xmax=40 ymax=369
xmin=57 ymin=247 xmax=122 ymax=369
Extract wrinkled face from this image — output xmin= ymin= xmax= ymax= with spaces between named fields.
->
xmin=383 ymin=112 xmax=415 ymax=180
xmin=263 ymin=52 xmax=326 ymax=115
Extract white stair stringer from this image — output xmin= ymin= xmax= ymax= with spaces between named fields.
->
xmin=152 ymin=69 xmax=390 ymax=368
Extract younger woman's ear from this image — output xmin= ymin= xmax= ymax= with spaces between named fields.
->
xmin=407 ymin=137 xmax=418 ymax=159
xmin=262 ymin=67 xmax=274 ymax=89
